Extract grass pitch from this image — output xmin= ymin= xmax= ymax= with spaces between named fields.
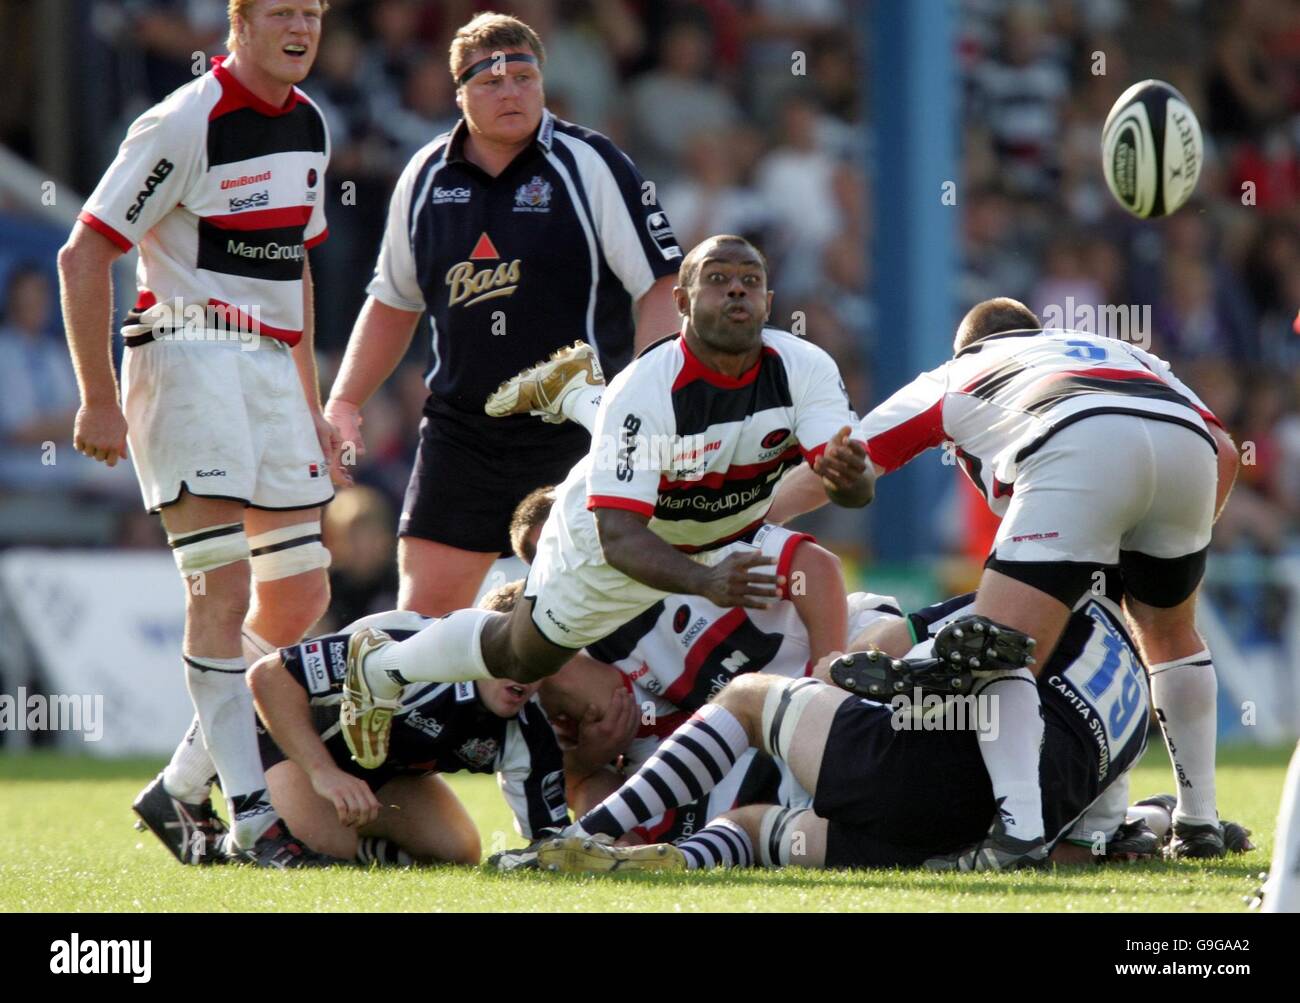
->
xmin=0 ymin=744 xmax=1285 ymax=913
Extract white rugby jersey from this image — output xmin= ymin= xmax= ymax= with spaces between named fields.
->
xmin=856 ymin=329 xmax=1222 ymax=515
xmin=587 ymin=329 xmax=856 ymax=551
xmin=78 ymin=56 xmax=329 ymax=347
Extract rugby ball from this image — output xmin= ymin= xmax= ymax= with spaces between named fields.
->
xmin=1101 ymin=79 xmax=1203 ymax=218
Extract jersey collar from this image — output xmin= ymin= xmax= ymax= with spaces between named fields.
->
xmin=210 ymin=55 xmax=301 ymax=117
xmin=954 ymin=327 xmax=1044 ymax=357
xmin=676 ymin=334 xmax=769 ymax=389
xmin=446 ymin=108 xmax=556 ymax=168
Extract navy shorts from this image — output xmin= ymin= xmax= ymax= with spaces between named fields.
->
xmin=399 ymin=396 xmax=589 ymax=554
xmin=816 ymin=698 xmax=996 ymax=868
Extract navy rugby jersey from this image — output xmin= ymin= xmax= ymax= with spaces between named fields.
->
xmin=78 ymin=56 xmax=328 ymax=346
xmin=277 ymin=611 xmax=568 ymax=839
xmin=368 ymin=109 xmax=682 ymax=413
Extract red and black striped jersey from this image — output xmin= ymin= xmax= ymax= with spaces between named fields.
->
xmin=856 ymin=329 xmax=1223 ymax=515
xmin=586 ymin=329 xmax=855 ymax=551
xmin=77 ymin=56 xmax=329 ymax=347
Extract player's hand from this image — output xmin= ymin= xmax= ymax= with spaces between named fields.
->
xmin=310 ymin=765 xmax=381 ymax=828
xmin=696 ymin=552 xmax=782 ymax=609
xmin=575 ymin=686 xmax=638 ymax=768
xmin=73 ymin=401 xmax=129 ymax=466
xmin=312 ymin=410 xmax=343 ymax=482
xmin=323 ymin=398 xmax=365 ymax=487
xmin=549 ymin=712 xmax=579 ymax=751
xmin=812 ymin=426 xmax=868 ymax=495
xmin=811 ymin=651 xmax=844 ymax=683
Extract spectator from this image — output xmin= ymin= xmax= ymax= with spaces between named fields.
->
xmin=320 ymin=486 xmax=400 ymax=632
xmin=0 ymin=266 xmax=79 ymax=451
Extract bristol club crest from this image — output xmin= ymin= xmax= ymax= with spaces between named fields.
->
xmin=513 ymin=175 xmax=552 ymax=212
xmin=456 ymin=736 xmax=499 ymax=768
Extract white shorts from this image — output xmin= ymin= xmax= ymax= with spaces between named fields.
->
xmin=121 ymin=337 xmax=334 ymax=513
xmin=524 ymin=496 xmax=799 ymax=649
xmin=990 ymin=413 xmax=1216 ymax=605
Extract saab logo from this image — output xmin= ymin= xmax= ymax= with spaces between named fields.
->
xmin=446 ymin=232 xmax=521 ymax=307
xmin=404 ymin=710 xmax=443 ymax=739
xmin=616 ymin=413 xmax=642 ymax=482
xmin=645 ymin=211 xmax=681 ymax=260
xmin=761 ymin=428 xmax=791 ymax=449
xmin=307 ymin=168 xmax=317 ymax=187
xmin=227 ymin=190 xmax=270 ymax=213
xmin=513 ymin=175 xmax=552 ymax=212
xmin=627 ymin=661 xmax=651 ymax=682
xmin=221 ymin=170 xmax=271 ymax=191
xmin=432 ymin=186 xmax=471 ymax=205
xmin=125 ymin=158 xmax=175 ymax=223
xmin=226 ymin=238 xmax=304 ymax=262
xmin=542 ymin=769 xmax=567 ymax=819
xmin=328 ymin=641 xmax=347 ymax=679
xmin=456 ymin=736 xmax=499 ymax=768
xmin=454 ymin=681 xmax=476 ymax=703
xmin=195 ymin=468 xmax=226 ymax=477
xmin=302 ymin=641 xmax=329 ymax=694
xmin=672 ymin=604 xmax=690 ymax=633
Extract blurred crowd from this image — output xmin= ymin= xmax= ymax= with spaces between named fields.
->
xmin=0 ymin=0 xmax=1296 ymax=634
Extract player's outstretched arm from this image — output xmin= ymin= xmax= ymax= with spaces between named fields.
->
xmin=248 ymin=654 xmax=380 ymax=828
xmin=595 ymin=508 xmax=781 ymax=609
xmin=58 ymin=222 xmax=129 ymax=466
xmin=813 ymin=426 xmax=874 ymax=508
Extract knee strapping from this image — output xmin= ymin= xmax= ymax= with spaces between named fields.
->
xmin=758 ymin=806 xmax=813 ymax=867
xmin=248 ymin=521 xmax=330 ymax=581
xmin=169 ymin=523 xmax=249 ymax=576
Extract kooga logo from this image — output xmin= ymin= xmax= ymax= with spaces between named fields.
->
xmin=226 ymin=239 xmax=304 ymax=262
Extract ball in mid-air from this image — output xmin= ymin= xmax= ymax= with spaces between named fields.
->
xmin=1101 ymin=79 xmax=1203 ymax=218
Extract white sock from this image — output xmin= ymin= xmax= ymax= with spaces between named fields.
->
xmin=1126 ymin=802 xmax=1172 ymax=841
xmin=1263 ymin=740 xmax=1300 ymax=913
xmin=184 ymin=654 xmax=276 ymax=848
xmin=975 ymin=668 xmax=1045 ymax=841
xmin=366 ymin=608 xmax=495 ymax=694
xmin=1148 ymin=649 xmax=1218 ymax=825
xmin=162 ymin=628 xmax=280 ymax=805
xmin=558 ymin=383 xmax=602 ymax=433
xmin=162 ymin=715 xmax=216 ymax=804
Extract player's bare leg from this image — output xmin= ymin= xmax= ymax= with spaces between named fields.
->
xmin=955 ymin=568 xmax=1069 ymax=856
xmin=156 ymin=492 xmax=276 ymax=850
xmin=723 ymin=804 xmax=830 ymax=869
xmin=397 ymin=537 xmax=498 ymax=616
xmin=156 ymin=506 xmax=331 ymax=841
xmin=1125 ymin=587 xmax=1223 ymax=855
xmin=536 ymin=674 xmax=847 ymax=872
xmin=786 ymin=541 xmax=848 ymax=661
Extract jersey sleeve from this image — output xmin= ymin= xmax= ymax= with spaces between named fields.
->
xmin=789 ymin=341 xmax=859 ymax=465
xmin=554 ymin=131 xmax=682 ymax=301
xmin=854 ymin=365 xmax=951 ymax=474
xmin=1120 ymin=343 xmax=1222 ymax=429
xmin=586 ymin=368 xmax=674 ymax=517
xmin=304 ymin=103 xmax=330 ymax=249
xmin=277 ymin=634 xmax=351 ymax=697
xmin=78 ymin=100 xmax=202 ymax=251
xmin=496 ymin=701 xmax=570 ymax=840
xmin=365 ymin=148 xmax=430 ymax=312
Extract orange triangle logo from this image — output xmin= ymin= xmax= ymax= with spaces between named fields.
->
xmin=469 ymin=232 xmax=499 ymax=260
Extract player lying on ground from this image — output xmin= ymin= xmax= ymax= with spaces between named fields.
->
xmin=335 ymin=235 xmax=873 ymax=772
xmin=772 ymin=297 xmax=1241 ymax=868
xmin=504 ymin=484 xmax=850 ymax=817
xmin=247 ymin=581 xmax=569 ymax=865
xmin=531 ymin=586 xmax=1155 ymax=874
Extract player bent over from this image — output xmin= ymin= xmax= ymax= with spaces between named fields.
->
xmin=537 ymin=588 xmax=1155 ymax=873
xmin=774 ymin=298 xmax=1240 ymax=867
xmin=60 ymin=0 xmax=339 ymax=865
xmin=336 ymin=236 xmax=874 ymax=771
xmin=248 ymin=581 xmax=570 ymax=864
